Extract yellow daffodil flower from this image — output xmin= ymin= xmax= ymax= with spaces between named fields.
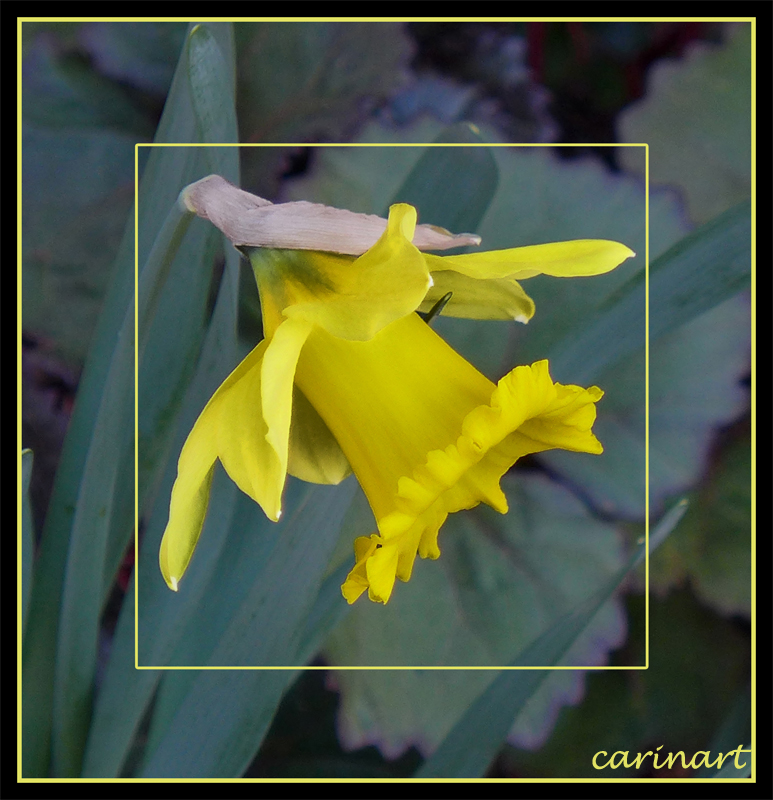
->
xmin=159 ymin=175 xmax=634 ymax=603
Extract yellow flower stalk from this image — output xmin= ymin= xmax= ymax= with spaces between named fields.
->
xmin=159 ymin=175 xmax=634 ymax=603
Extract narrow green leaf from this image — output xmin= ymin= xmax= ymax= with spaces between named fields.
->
xmin=139 ymin=495 xmax=361 ymax=775
xmin=295 ymin=560 xmax=353 ymax=663
xmin=79 ymin=580 xmax=150 ymax=779
xmin=135 ymin=16 xmax=237 ymax=496
xmin=137 ymin=220 xmax=226 ymax=513
xmin=83 ymin=250 xmax=241 ymax=777
xmin=139 ymin=480 xmax=356 ymax=778
xmin=549 ymin=199 xmax=751 ymax=383
xmin=187 ymin=23 xmax=238 ymax=177
xmin=417 ymin=500 xmax=688 ymax=778
xmin=84 ymin=463 xmax=239 ymax=778
xmin=136 ymin=484 xmax=289 ymax=761
xmin=137 ymin=23 xmax=237 ymax=265
xmin=21 ymin=450 xmax=35 ymax=631
xmin=136 ymin=21 xmax=239 ymax=515
xmin=22 ymin=21 xmax=239 ymax=778
xmin=51 ymin=291 xmax=135 ymax=775
xmin=22 ymin=209 xmax=135 ymax=778
xmin=83 ymin=22 xmax=241 ymax=774
xmin=137 ymin=199 xmax=193 ymax=359
xmin=293 ymin=485 xmax=373 ymax=663
xmin=100 ymin=424 xmax=134 ymax=604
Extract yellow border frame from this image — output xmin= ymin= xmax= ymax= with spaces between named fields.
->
xmin=18 ymin=15 xmax=756 ymax=783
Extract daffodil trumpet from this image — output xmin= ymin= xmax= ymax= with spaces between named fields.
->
xmin=159 ymin=175 xmax=634 ymax=604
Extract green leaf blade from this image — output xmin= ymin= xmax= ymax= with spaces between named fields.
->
xmin=186 ymin=23 xmax=239 ymax=180
xmin=549 ymin=199 xmax=751 ymax=385
xmin=385 ymin=122 xmax=499 ymax=235
xmin=83 ymin=249 xmax=241 ymax=777
xmin=21 ymin=450 xmax=35 ymax=631
xmin=22 ymin=21 xmax=239 ymax=778
xmin=138 ymin=480 xmax=356 ymax=778
xmin=78 ymin=21 xmax=241 ymax=777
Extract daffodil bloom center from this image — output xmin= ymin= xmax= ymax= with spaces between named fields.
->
xmin=294 ymin=313 xmax=603 ymax=603
xmin=159 ymin=178 xmax=635 ymax=604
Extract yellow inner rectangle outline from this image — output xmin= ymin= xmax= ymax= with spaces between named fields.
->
xmin=134 ymin=141 xmax=650 ymax=671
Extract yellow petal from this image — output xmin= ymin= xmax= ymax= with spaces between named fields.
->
xmin=209 ymin=341 xmax=287 ymax=523
xmin=365 ymin=543 xmax=401 ymax=604
xmin=419 ymin=270 xmax=536 ymax=323
xmin=260 ymin=318 xmax=314 ymax=507
xmin=159 ymin=464 xmax=215 ymax=591
xmin=341 ymin=535 xmax=379 ymax=603
xmin=251 ymin=204 xmax=431 ymax=341
xmin=160 ymin=341 xmax=267 ymax=588
xmin=425 ymin=239 xmax=635 ymax=281
xmin=213 ymin=321 xmax=311 ymax=525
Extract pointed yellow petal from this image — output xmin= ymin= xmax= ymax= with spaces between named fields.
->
xmin=260 ymin=317 xmax=313 ymax=499
xmin=425 ymin=239 xmax=635 ymax=281
xmin=159 ymin=343 xmax=268 ymax=588
xmin=210 ymin=336 xmax=292 ymax=524
xmin=159 ymin=461 xmax=216 ymax=590
xmin=341 ymin=535 xmax=380 ymax=604
xmin=365 ymin=543 xmax=400 ymax=604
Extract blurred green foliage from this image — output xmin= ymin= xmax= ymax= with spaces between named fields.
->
xmin=619 ymin=24 xmax=752 ymax=225
xmin=501 ymin=590 xmax=750 ymax=778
